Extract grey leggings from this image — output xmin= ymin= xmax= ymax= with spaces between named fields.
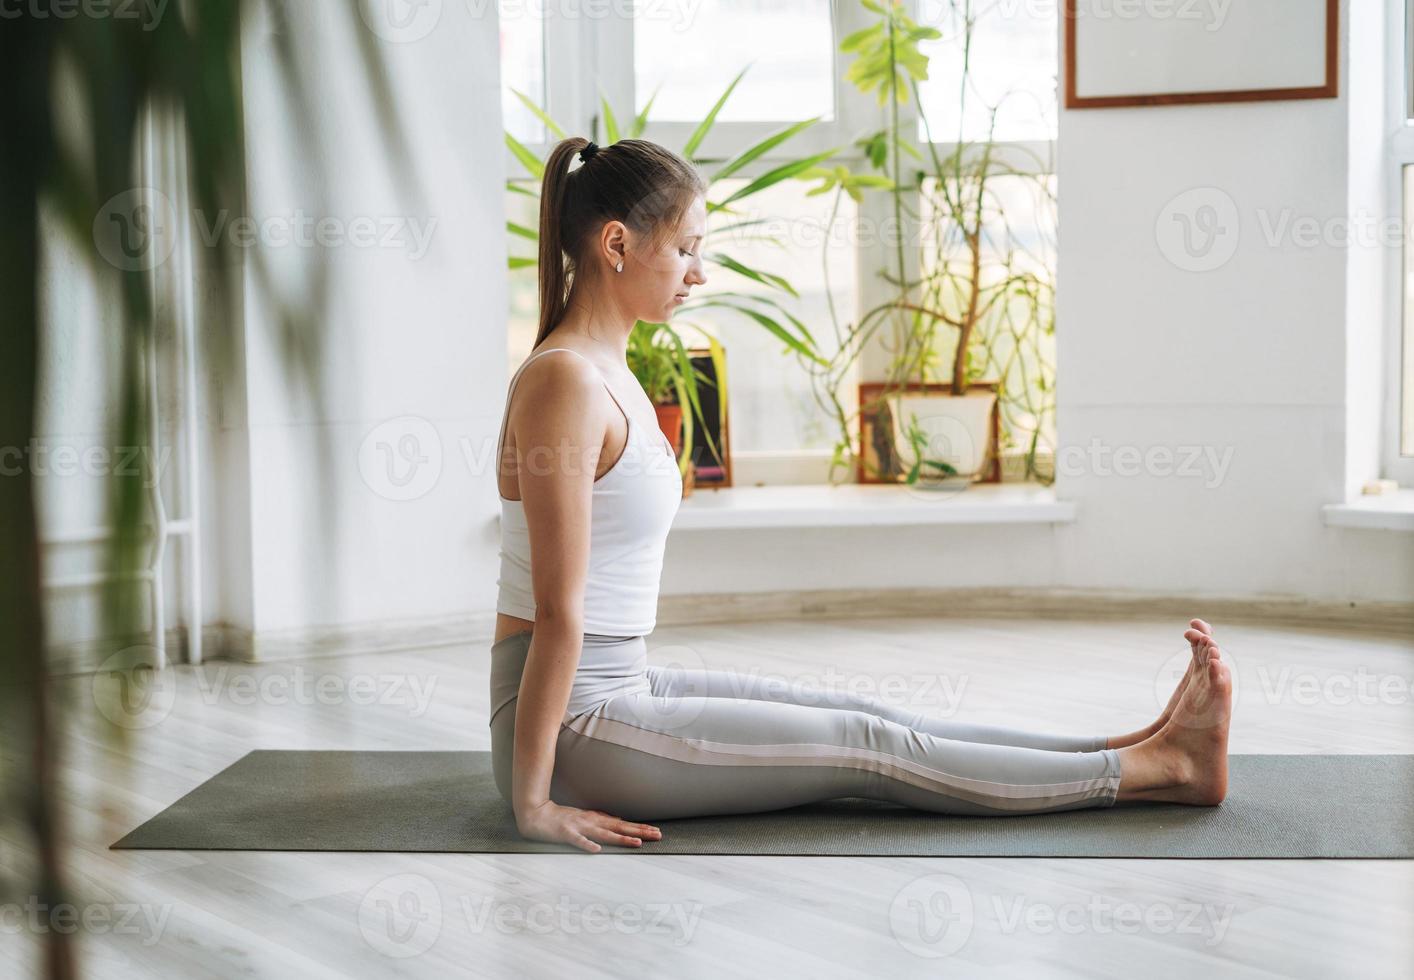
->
xmin=489 ymin=631 xmax=1123 ymax=822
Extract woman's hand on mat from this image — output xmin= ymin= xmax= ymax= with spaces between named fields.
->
xmin=516 ymin=800 xmax=662 ymax=853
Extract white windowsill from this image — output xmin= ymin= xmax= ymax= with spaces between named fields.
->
xmin=1321 ymin=489 xmax=1414 ymax=532
xmin=672 ymin=483 xmax=1075 ymax=530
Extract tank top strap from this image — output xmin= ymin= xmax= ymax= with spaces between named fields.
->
xmin=496 ymin=347 xmax=628 ymax=456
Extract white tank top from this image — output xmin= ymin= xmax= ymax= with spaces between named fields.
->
xmin=494 ymin=347 xmax=683 ymax=635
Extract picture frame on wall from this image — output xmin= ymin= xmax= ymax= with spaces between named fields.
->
xmin=1064 ymin=0 xmax=1338 ymax=109
xmin=686 ymin=347 xmax=733 ymax=488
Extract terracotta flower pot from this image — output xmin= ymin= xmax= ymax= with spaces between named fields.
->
xmin=654 ymin=402 xmax=692 ymax=499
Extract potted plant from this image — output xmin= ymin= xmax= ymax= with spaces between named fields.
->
xmin=625 ymin=321 xmax=726 ymax=497
xmin=795 ymin=0 xmax=1058 ymax=488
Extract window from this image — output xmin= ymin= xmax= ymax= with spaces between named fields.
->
xmin=919 ymin=172 xmax=1057 ymax=470
xmin=916 ymin=0 xmax=1058 ymax=143
xmin=634 ymin=0 xmax=836 ymax=122
xmin=1404 ymin=166 xmax=1414 ymax=460
xmin=505 ymin=182 xmax=540 ymax=374
xmin=1391 ymin=3 xmax=1414 ymax=485
xmin=498 ymin=0 xmax=546 ymax=145
xmin=692 ymin=178 xmax=859 ymax=452
xmin=501 ymin=0 xmax=1059 ymax=483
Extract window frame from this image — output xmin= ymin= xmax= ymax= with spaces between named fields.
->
xmin=503 ymin=0 xmax=1059 ymax=477
xmin=1387 ymin=2 xmax=1414 ymax=486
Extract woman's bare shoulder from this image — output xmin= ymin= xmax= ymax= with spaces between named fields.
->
xmin=508 ymin=350 xmax=607 ymax=435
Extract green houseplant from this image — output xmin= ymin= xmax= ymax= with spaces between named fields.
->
xmin=504 ymin=66 xmax=834 ymax=480
xmin=797 ymin=0 xmax=1059 ymax=487
xmin=625 ymin=322 xmax=728 ymax=492
xmin=5 ymin=9 xmax=402 ymax=978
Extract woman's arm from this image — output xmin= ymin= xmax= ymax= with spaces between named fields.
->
xmin=509 ymin=355 xmax=601 ymax=818
xmin=504 ymin=354 xmax=662 ymax=851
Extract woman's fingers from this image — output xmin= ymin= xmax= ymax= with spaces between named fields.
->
xmin=563 ymin=811 xmax=664 ymax=852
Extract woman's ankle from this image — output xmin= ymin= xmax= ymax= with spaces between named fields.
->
xmin=1115 ymin=733 xmax=1188 ymax=802
xmin=1105 ymin=721 xmax=1160 ymax=750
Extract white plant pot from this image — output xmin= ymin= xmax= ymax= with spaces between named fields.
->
xmin=887 ymin=391 xmax=997 ymax=483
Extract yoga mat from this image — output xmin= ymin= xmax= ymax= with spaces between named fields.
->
xmin=112 ymin=751 xmax=1414 ymax=858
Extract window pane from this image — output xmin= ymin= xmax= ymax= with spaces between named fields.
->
xmin=1403 ymin=166 xmax=1414 ymax=455
xmin=916 ymin=1 xmax=1057 ymax=143
xmin=634 ymin=0 xmax=835 ymax=122
xmin=920 ymin=172 xmax=1058 ymax=469
xmin=500 ymin=1 xmax=546 ymax=145
xmin=506 ymin=183 xmax=540 ymax=376
xmin=1408 ymin=0 xmax=1414 ymax=120
xmin=691 ymin=178 xmax=857 ymax=452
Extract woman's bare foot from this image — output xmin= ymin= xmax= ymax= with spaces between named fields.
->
xmin=1104 ymin=618 xmax=1216 ymax=749
xmin=1114 ymin=638 xmax=1231 ymax=805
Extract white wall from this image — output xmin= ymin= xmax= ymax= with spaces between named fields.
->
xmin=232 ymin=1 xmax=509 ymax=636
xmin=660 ymin=0 xmax=1413 ymax=607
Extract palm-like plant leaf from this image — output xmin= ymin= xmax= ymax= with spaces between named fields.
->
xmin=681 ymin=65 xmax=750 ymax=159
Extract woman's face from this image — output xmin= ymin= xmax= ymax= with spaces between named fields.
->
xmin=620 ymin=194 xmax=709 ymax=323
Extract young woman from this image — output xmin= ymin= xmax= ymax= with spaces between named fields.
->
xmin=490 ymin=137 xmax=1233 ymax=854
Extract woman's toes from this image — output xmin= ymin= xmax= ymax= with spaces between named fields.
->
xmin=1210 ymin=656 xmax=1231 ymax=691
xmin=1190 ymin=618 xmax=1213 ymax=635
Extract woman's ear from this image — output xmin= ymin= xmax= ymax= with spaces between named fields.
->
xmin=602 ymin=220 xmax=628 ymax=272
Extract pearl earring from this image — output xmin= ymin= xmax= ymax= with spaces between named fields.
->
xmin=615 ymin=261 xmax=623 ymax=273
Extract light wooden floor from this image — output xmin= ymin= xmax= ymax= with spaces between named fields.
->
xmin=4 ymin=615 xmax=1412 ymax=979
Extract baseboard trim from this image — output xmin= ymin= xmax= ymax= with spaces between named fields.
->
xmin=229 ymin=612 xmax=497 ymax=664
xmin=46 ymin=612 xmax=498 ymax=674
xmin=656 ymin=587 xmax=1414 ymax=635
xmin=46 ymin=589 xmax=1410 ymax=675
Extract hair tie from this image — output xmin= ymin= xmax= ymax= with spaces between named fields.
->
xmin=578 ymin=141 xmax=599 ymax=164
